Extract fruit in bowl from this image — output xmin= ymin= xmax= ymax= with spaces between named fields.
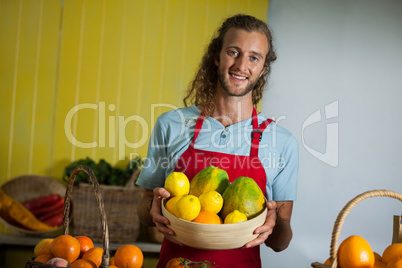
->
xmin=161 ymin=166 xmax=267 ymax=250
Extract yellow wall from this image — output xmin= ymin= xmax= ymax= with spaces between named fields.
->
xmin=0 ymin=0 xmax=268 ymax=231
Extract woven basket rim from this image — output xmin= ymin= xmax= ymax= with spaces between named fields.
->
xmin=74 ymin=182 xmax=141 ymax=190
xmin=73 ymin=168 xmax=141 ymax=190
xmin=1 ymin=174 xmax=66 ymax=196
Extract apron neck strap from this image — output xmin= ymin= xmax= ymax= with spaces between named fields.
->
xmin=250 ymin=108 xmax=274 ymax=157
xmin=252 ymin=107 xmax=258 ymax=129
xmin=189 ymin=110 xmax=205 ymax=149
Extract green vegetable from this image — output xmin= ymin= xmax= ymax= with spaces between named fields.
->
xmin=62 ymin=156 xmax=143 ymax=186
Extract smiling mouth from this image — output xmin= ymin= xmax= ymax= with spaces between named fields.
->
xmin=230 ymin=73 xmax=247 ymax=80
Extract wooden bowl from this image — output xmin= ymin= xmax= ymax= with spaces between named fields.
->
xmin=161 ymin=197 xmax=267 ymax=250
xmin=0 ymin=174 xmax=66 ymax=236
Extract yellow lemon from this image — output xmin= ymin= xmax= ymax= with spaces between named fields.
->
xmin=199 ymin=190 xmax=223 ymax=214
xmin=164 ymin=172 xmax=190 ymax=197
xmin=174 ymin=195 xmax=201 ymax=221
xmin=224 ymin=210 xmax=248 ymax=224
xmin=165 ymin=196 xmax=181 ymax=216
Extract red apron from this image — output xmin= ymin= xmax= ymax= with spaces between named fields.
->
xmin=156 ymin=108 xmax=274 ymax=268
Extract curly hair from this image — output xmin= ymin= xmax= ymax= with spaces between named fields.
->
xmin=183 ymin=14 xmax=277 ymax=115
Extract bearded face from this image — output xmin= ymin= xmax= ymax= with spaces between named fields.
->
xmin=214 ymin=28 xmax=268 ymax=98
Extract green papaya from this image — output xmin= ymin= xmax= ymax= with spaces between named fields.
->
xmin=189 ymin=165 xmax=229 ymax=197
xmin=220 ymin=176 xmax=265 ymax=220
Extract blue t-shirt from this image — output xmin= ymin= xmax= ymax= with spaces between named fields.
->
xmin=136 ymin=105 xmax=298 ymax=201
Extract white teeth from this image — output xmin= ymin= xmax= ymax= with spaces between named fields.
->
xmin=231 ymin=73 xmax=246 ymax=80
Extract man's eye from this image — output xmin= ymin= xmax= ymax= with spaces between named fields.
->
xmin=228 ymin=50 xmax=238 ymax=56
xmin=251 ymin=56 xmax=259 ymax=62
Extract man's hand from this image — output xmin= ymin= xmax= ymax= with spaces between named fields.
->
xmin=150 ymin=187 xmax=183 ymax=245
xmin=244 ymin=200 xmax=277 ymax=248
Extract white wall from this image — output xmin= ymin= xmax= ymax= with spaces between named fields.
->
xmin=261 ymin=0 xmax=402 ymax=267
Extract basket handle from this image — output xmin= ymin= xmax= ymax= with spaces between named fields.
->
xmin=63 ymin=165 xmax=110 ymax=268
xmin=329 ymin=189 xmax=402 ymax=268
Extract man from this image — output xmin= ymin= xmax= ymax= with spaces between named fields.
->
xmin=136 ymin=14 xmax=298 ymax=268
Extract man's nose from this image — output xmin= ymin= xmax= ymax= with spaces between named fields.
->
xmin=234 ymin=55 xmax=248 ymax=71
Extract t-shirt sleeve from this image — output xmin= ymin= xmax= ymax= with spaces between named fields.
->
xmin=136 ymin=117 xmax=168 ymax=190
xmin=271 ymin=135 xmax=299 ymax=201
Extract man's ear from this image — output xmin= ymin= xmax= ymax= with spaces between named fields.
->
xmin=214 ymin=53 xmax=219 ymax=66
xmin=259 ymin=66 xmax=267 ymax=77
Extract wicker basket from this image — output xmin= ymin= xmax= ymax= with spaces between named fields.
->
xmin=311 ymin=189 xmax=402 ymax=268
xmin=0 ymin=175 xmax=66 ymax=236
xmin=70 ymin=169 xmax=143 ymax=243
xmin=25 ymin=165 xmax=110 ymax=268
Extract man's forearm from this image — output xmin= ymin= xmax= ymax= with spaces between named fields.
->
xmin=265 ymin=214 xmax=293 ymax=252
xmin=265 ymin=201 xmax=293 ymax=252
xmin=137 ymin=189 xmax=155 ymax=227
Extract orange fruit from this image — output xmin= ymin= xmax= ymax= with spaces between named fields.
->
xmin=34 ymin=254 xmax=53 ymax=264
xmin=166 ymin=257 xmax=188 ymax=267
xmin=374 ymin=261 xmax=386 ymax=268
xmin=388 ymin=257 xmax=402 ymax=268
xmin=114 ymin=244 xmax=143 ymax=268
xmin=50 ymin=235 xmax=80 ymax=263
xmin=75 ymin=235 xmax=94 ymax=258
xmin=34 ymin=238 xmax=54 ymax=256
xmin=70 ymin=259 xmax=97 ymax=268
xmin=192 ymin=210 xmax=223 ymax=224
xmin=337 ymin=235 xmax=375 ymax=268
xmin=382 ymin=243 xmax=402 ymax=264
xmin=110 ymin=256 xmax=115 ymax=265
xmin=82 ymin=247 xmax=103 ymax=267
xmin=165 ymin=196 xmax=181 ymax=216
xmin=374 ymin=252 xmax=382 ymax=262
xmin=109 ymin=266 xmax=119 ymax=268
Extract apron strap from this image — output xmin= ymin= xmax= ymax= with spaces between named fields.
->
xmin=252 ymin=107 xmax=259 ymax=129
xmin=250 ymin=108 xmax=274 ymax=157
xmin=189 ymin=110 xmax=205 ymax=149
